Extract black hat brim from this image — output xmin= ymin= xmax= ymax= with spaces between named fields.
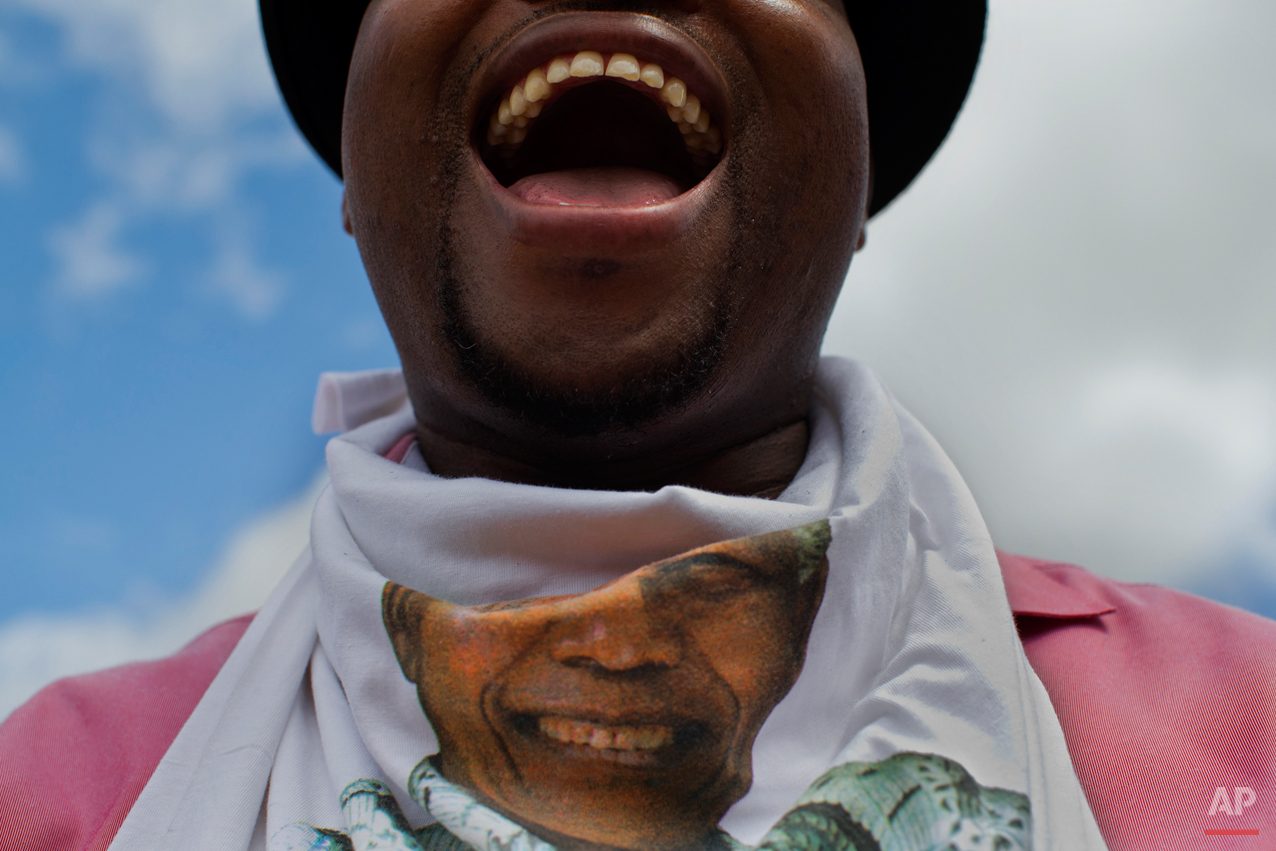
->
xmin=260 ymin=0 xmax=986 ymax=217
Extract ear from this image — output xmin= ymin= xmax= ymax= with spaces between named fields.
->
xmin=382 ymin=582 xmax=432 ymax=683
xmin=856 ymin=154 xmax=873 ymax=253
xmin=341 ymin=190 xmax=354 ymax=236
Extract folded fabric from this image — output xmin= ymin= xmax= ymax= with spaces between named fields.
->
xmin=106 ymin=358 xmax=1107 ymax=851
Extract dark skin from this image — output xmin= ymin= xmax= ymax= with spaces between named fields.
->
xmin=341 ymin=0 xmax=870 ymax=497
xmin=383 ymin=524 xmax=831 ymax=851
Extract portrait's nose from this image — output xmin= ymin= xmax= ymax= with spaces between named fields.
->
xmin=549 ymin=597 xmax=682 ymax=673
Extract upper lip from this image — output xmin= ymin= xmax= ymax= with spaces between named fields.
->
xmin=471 ymin=12 xmax=731 ymax=146
xmin=522 ymin=710 xmax=698 ymax=728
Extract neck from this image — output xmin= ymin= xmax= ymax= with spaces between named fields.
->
xmin=415 ymin=418 xmax=809 ymax=498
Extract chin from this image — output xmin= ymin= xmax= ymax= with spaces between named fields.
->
xmin=440 ymin=287 xmax=731 ymax=436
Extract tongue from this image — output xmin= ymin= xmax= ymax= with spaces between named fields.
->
xmin=510 ymin=167 xmax=683 ymax=207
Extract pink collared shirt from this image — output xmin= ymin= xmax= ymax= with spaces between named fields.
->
xmin=2 ymin=555 xmax=1274 ymax=850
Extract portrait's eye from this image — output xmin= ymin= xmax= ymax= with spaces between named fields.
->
xmin=653 ymin=564 xmax=758 ymax=606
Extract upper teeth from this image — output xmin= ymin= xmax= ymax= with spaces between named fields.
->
xmin=486 ymin=51 xmax=722 ymax=158
xmin=538 ymin=715 xmax=675 ymax=752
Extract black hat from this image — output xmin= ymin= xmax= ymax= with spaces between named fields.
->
xmin=260 ymin=0 xmax=986 ymax=216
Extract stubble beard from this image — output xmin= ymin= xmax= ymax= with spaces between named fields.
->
xmin=433 ymin=227 xmax=735 ymax=439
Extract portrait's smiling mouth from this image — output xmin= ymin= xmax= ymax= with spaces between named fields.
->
xmin=538 ymin=715 xmax=673 ymax=765
xmin=468 ymin=13 xmax=731 ymax=250
xmin=505 ymin=709 xmax=714 ymax=769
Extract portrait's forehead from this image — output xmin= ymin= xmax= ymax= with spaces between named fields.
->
xmin=644 ymin=520 xmax=833 ymax=583
xmin=383 ymin=521 xmax=832 ymax=632
xmin=470 ymin=594 xmax=576 ymax=613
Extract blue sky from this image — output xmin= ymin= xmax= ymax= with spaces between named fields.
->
xmin=2 ymin=0 xmax=1275 ymax=714
xmin=0 ymin=3 xmax=396 ymax=621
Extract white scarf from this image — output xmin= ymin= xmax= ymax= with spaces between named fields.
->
xmin=108 ymin=358 xmax=1107 ymax=851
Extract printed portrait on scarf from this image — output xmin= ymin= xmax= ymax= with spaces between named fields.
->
xmin=382 ymin=522 xmax=832 ymax=851
xmin=355 ymin=520 xmax=1031 ymax=851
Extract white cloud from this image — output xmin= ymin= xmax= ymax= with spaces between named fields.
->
xmin=1077 ymin=367 xmax=1275 ymax=481
xmin=0 ymin=125 xmax=25 ymax=182
xmin=13 ymin=0 xmax=277 ymax=132
xmin=0 ymin=474 xmax=324 ymax=721
xmin=1043 ymin=366 xmax=1276 ymax=576
xmin=85 ymin=117 xmax=308 ymax=213
xmin=209 ymin=237 xmax=286 ymax=321
xmin=824 ymin=0 xmax=1276 ymax=586
xmin=17 ymin=0 xmax=308 ymax=311
xmin=47 ymin=201 xmax=146 ymax=297
xmin=17 ymin=0 xmax=294 ymax=192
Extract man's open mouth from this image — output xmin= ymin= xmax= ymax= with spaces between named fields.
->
xmin=473 ymin=15 xmax=729 ymax=212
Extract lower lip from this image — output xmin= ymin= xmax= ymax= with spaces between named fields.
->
xmin=475 ymin=152 xmax=720 ymax=255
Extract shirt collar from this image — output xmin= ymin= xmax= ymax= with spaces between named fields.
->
xmin=997 ymin=551 xmax=1116 ymax=620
